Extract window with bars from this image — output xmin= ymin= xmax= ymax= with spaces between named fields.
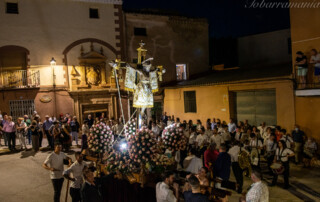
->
xmin=184 ymin=91 xmax=197 ymax=113
xmin=9 ymin=100 xmax=35 ymax=121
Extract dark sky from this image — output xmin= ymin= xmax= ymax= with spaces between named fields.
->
xmin=123 ymin=0 xmax=290 ymax=38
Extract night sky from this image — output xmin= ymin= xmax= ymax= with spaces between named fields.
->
xmin=123 ymin=0 xmax=290 ymax=38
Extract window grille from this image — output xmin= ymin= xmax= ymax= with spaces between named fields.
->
xmin=9 ymin=100 xmax=35 ymax=121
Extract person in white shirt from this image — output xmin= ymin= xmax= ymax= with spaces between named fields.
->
xmin=181 ymin=124 xmax=190 ymax=139
xmin=216 ymin=122 xmax=224 ymax=134
xmin=184 ymin=148 xmax=203 ymax=174
xmin=235 ymin=127 xmax=245 ymax=142
xmin=156 ymin=171 xmax=179 ymax=202
xmin=280 ymin=129 xmax=293 ymax=149
xmin=210 ymin=128 xmax=224 ymax=150
xmin=204 ymin=125 xmax=213 ymax=139
xmin=228 ymin=118 xmax=237 ymax=137
xmin=188 ymin=128 xmax=197 ymax=146
xmin=221 ymin=126 xmax=231 ymax=144
xmin=196 ymin=119 xmax=202 ymax=131
xmin=310 ymin=48 xmax=320 ymax=83
xmin=211 ymin=118 xmax=217 ymax=130
xmin=175 ymin=117 xmax=181 ymax=127
xmin=43 ymin=143 xmax=72 ymax=202
xmin=196 ymin=127 xmax=208 ymax=148
xmin=257 ymin=122 xmax=268 ymax=141
xmin=271 ymin=140 xmax=294 ymax=189
xmin=249 ymin=134 xmax=263 ymax=150
xmin=63 ymin=152 xmax=88 ymax=202
xmin=167 ymin=116 xmax=173 ymax=126
xmin=16 ymin=117 xmax=27 ymax=150
xmin=228 ymin=141 xmax=245 ymax=193
xmin=264 ymin=134 xmax=277 ymax=173
xmin=252 ymin=126 xmax=261 ymax=140
xmin=249 ymin=133 xmax=263 ymax=167
xmin=243 ymin=168 xmax=269 ymax=202
xmin=152 ymin=122 xmax=161 ymax=137
xmin=261 ymin=127 xmax=272 ymax=142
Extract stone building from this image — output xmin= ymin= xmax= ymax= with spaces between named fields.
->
xmin=124 ymin=11 xmax=209 ymax=118
xmin=0 ymin=0 xmax=126 ymax=123
xmin=0 ymin=1 xmax=209 ymax=123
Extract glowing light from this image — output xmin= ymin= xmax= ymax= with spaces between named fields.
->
xmin=50 ymin=57 xmax=56 ymax=66
xmin=120 ymin=143 xmax=127 ymax=150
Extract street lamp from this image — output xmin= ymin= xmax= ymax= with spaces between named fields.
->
xmin=50 ymin=57 xmax=56 ymax=86
xmin=50 ymin=57 xmax=57 ymax=119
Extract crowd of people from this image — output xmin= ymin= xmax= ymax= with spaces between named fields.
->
xmin=1 ymin=110 xmax=319 ymax=202
xmin=0 ymin=111 xmax=124 ymax=154
xmin=153 ymin=112 xmax=318 ymax=202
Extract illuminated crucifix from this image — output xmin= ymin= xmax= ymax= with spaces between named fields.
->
xmin=109 ymin=41 xmax=166 ymax=128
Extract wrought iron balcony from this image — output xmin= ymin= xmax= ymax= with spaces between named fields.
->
xmin=0 ymin=70 xmax=40 ymax=89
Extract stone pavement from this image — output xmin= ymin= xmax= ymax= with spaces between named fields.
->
xmin=1 ymin=140 xmax=320 ymax=202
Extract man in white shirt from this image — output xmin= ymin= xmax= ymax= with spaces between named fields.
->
xmin=244 ymin=168 xmax=269 ymax=202
xmin=228 ymin=141 xmax=244 ymax=193
xmin=184 ymin=149 xmax=203 ymax=174
xmin=156 ymin=171 xmax=179 ymax=202
xmin=249 ymin=134 xmax=263 ymax=150
xmin=63 ymin=152 xmax=88 ymax=202
xmin=228 ymin=118 xmax=236 ymax=136
xmin=221 ymin=126 xmax=231 ymax=143
xmin=210 ymin=128 xmax=224 ymax=150
xmin=280 ymin=129 xmax=293 ymax=149
xmin=43 ymin=143 xmax=71 ymax=202
xmin=204 ymin=126 xmax=213 ymax=139
xmin=264 ymin=134 xmax=277 ymax=173
xmin=216 ymin=122 xmax=224 ymax=134
xmin=188 ymin=128 xmax=197 ymax=146
xmin=211 ymin=118 xmax=217 ymax=130
xmin=196 ymin=127 xmax=208 ymax=148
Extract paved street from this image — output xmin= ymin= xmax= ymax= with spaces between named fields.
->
xmin=1 ymin=141 xmax=320 ymax=202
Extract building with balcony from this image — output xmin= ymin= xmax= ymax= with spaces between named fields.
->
xmin=289 ymin=2 xmax=320 ymax=142
xmin=0 ymin=0 xmax=125 ymax=122
xmin=163 ymin=5 xmax=320 ymax=143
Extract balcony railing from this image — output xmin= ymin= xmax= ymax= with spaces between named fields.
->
xmin=0 ymin=70 xmax=40 ymax=89
xmin=294 ymin=68 xmax=320 ymax=90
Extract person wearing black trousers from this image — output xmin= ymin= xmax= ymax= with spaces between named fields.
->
xmin=228 ymin=141 xmax=243 ymax=193
xmin=271 ymin=140 xmax=295 ymax=189
xmin=264 ymin=134 xmax=277 ymax=174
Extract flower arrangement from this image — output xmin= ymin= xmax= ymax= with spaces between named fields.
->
xmin=127 ymin=126 xmax=156 ymax=171
xmin=124 ymin=118 xmax=136 ymax=139
xmin=162 ymin=123 xmax=187 ymax=152
xmin=88 ymin=122 xmax=114 ymax=153
xmin=105 ymin=150 xmax=130 ymax=174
